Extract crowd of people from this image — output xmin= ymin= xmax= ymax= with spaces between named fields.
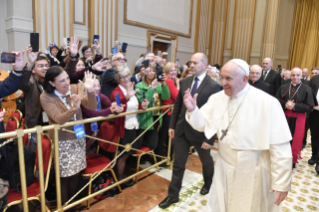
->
xmin=0 ymin=34 xmax=319 ymax=211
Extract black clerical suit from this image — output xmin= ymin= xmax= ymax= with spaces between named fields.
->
xmin=168 ymin=74 xmax=221 ymax=198
xmin=262 ymin=69 xmax=281 ymax=96
xmin=276 ymin=82 xmax=315 ymax=164
xmin=248 ymin=79 xmax=272 ymax=95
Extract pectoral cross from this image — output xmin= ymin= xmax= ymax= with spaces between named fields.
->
xmin=220 ymin=128 xmax=228 ymax=141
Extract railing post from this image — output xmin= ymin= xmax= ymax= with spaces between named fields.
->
xmin=35 ymin=126 xmax=46 ymax=212
xmin=53 ymin=125 xmax=62 ymax=212
xmin=16 ymin=129 xmax=29 ymax=212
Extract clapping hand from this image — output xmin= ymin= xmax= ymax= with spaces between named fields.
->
xmin=71 ymin=94 xmax=81 ymax=109
xmin=79 ymin=71 xmax=96 ymax=93
xmin=110 ymin=102 xmax=125 ymax=114
xmin=92 ymin=59 xmax=109 ymax=72
xmin=183 ymin=88 xmax=197 ymax=112
xmin=69 ymin=35 xmax=79 ymax=57
xmin=13 ymin=51 xmax=25 ymax=71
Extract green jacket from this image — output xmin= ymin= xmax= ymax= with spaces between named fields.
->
xmin=135 ymin=82 xmax=170 ymax=130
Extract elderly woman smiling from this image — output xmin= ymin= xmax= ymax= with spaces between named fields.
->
xmin=40 ymin=67 xmax=97 ymax=206
xmin=110 ymin=65 xmax=149 ymax=188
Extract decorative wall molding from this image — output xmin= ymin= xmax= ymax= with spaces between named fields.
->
xmin=124 ymin=0 xmax=193 ymax=38
xmin=5 ymin=16 xmax=33 ymax=33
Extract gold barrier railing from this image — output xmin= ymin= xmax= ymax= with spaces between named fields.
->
xmin=0 ymin=104 xmax=174 ymax=212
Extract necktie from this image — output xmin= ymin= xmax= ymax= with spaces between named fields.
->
xmin=263 ymin=71 xmax=268 ymax=80
xmin=191 ymin=77 xmax=199 ymax=96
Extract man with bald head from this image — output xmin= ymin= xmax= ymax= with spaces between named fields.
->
xmin=276 ymin=67 xmax=315 ymax=168
xmin=302 ymin=68 xmax=309 ymax=80
xmin=159 ymin=53 xmax=221 ymax=209
xmin=249 ymin=64 xmax=272 ymax=94
xmin=185 ymin=59 xmax=293 ymax=211
xmin=262 ymin=57 xmax=281 ymax=96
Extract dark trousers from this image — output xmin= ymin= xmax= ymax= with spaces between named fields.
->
xmin=156 ymin=114 xmax=171 ymax=157
xmin=139 ymin=120 xmax=159 ymax=150
xmin=303 ymin=113 xmax=310 ymax=146
xmin=309 ymin=110 xmax=319 ymax=157
xmin=168 ymin=133 xmax=214 ymax=198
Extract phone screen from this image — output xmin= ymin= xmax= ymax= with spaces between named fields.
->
xmin=1 ymin=52 xmax=16 ymax=63
xmin=115 ymin=93 xmax=121 ymax=106
xmin=121 ymin=42 xmax=128 ymax=53
xmin=30 ymin=33 xmax=39 ymax=52
xmin=143 ymin=60 xmax=149 ymax=68
xmin=142 ymin=92 xmax=146 ymax=100
xmin=112 ymin=47 xmax=117 ymax=55
xmin=93 ymin=35 xmax=100 ymax=44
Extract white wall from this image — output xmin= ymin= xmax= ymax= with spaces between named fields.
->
xmin=118 ymin=0 xmax=197 ymax=70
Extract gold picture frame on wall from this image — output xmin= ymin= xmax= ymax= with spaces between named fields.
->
xmin=124 ymin=0 xmax=193 ymax=38
xmin=74 ymin=0 xmax=86 ymax=25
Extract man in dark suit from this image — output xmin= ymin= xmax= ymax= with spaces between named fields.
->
xmin=159 ymin=53 xmax=222 ymax=209
xmin=249 ymin=65 xmax=272 ymax=95
xmin=101 ymin=53 xmax=126 ymax=98
xmin=302 ymin=68 xmax=310 ymax=81
xmin=261 ymin=57 xmax=281 ymax=96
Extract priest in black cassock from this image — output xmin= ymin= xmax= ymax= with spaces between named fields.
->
xmin=276 ymin=67 xmax=315 ymax=168
xmin=249 ymin=64 xmax=272 ymax=95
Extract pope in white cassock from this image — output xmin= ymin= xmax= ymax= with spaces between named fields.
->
xmin=184 ymin=59 xmax=293 ymax=212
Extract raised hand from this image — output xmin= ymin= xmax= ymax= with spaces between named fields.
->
xmin=0 ymin=111 xmax=5 ymax=122
xmin=80 ymin=71 xmax=96 ymax=93
xmin=13 ymin=51 xmax=25 ymax=71
xmin=92 ymin=40 xmax=101 ymax=55
xmin=71 ymin=94 xmax=81 ymax=109
xmin=126 ymin=82 xmax=139 ymax=99
xmin=92 ymin=59 xmax=109 ymax=72
xmin=151 ymin=79 xmax=158 ymax=90
xmin=183 ymin=89 xmax=197 ymax=112
xmin=60 ymin=43 xmax=66 ymax=50
xmin=69 ymin=35 xmax=79 ymax=57
xmin=26 ymin=44 xmax=40 ymax=65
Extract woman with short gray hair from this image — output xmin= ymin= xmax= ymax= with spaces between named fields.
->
xmin=111 ymin=65 xmax=149 ymax=188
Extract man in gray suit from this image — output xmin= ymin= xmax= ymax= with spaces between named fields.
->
xmin=159 ymin=53 xmax=222 ymax=209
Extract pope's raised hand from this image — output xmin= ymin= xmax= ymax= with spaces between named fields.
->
xmin=183 ymin=89 xmax=197 ymax=112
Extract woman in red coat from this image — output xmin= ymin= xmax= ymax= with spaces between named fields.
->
xmin=157 ymin=62 xmax=180 ymax=161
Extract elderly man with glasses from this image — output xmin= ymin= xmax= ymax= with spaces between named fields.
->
xmin=101 ymin=53 xmax=128 ymax=98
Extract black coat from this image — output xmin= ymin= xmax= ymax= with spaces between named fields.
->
xmin=262 ymin=69 xmax=281 ymax=96
xmin=249 ymin=79 xmax=272 ymax=95
xmin=169 ymin=75 xmax=222 ymax=145
xmin=100 ymin=68 xmax=118 ymax=98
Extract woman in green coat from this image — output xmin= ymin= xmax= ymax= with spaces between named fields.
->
xmin=135 ymin=64 xmax=170 ymax=150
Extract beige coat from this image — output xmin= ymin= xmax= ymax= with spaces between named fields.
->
xmin=40 ymin=84 xmax=97 ymax=141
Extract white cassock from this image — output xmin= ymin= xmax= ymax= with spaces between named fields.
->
xmin=186 ymin=83 xmax=292 ymax=212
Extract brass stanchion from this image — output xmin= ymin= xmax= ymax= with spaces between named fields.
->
xmin=35 ymin=126 xmax=46 ymax=212
xmin=16 ymin=129 xmax=29 ymax=212
xmin=53 ymin=125 xmax=62 ymax=212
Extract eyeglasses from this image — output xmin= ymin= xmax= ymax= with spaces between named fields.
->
xmin=119 ymin=74 xmax=131 ymax=80
xmin=37 ymin=64 xmax=50 ymax=68
xmin=114 ymin=58 xmax=127 ymax=62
